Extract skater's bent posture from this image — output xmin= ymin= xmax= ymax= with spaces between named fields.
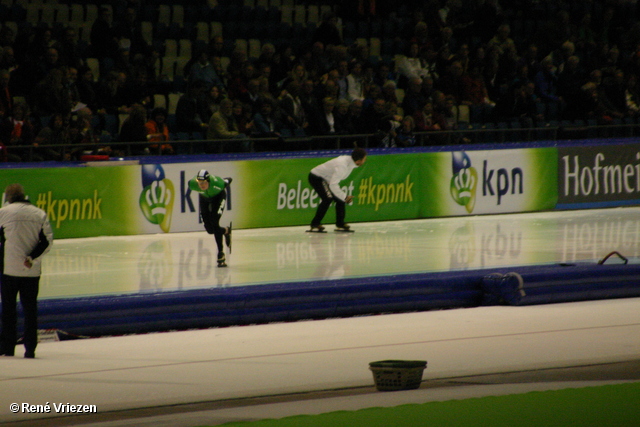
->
xmin=189 ymin=169 xmax=232 ymax=267
xmin=308 ymin=147 xmax=367 ymax=232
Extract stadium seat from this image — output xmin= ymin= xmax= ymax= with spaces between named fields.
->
xmin=196 ymin=21 xmax=210 ymax=42
xmin=86 ymin=57 xmax=100 ymax=82
xmin=164 ymin=39 xmax=178 ymax=58
xmin=172 ymin=5 xmax=184 ymax=25
xmin=158 ymin=5 xmax=171 ymax=25
xmin=167 ymin=93 xmax=182 ymax=116
xmin=153 ymin=94 xmax=167 ymax=110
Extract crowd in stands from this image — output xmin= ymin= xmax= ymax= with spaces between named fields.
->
xmin=2 ymin=0 xmax=640 ymax=161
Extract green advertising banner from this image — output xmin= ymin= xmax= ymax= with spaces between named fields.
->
xmin=431 ymin=148 xmax=558 ymax=216
xmin=234 ymin=148 xmax=557 ymax=229
xmin=235 ymin=154 xmax=436 ymax=228
xmin=0 ymin=166 xmax=141 ymax=239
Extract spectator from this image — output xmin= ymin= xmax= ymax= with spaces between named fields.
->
xmin=279 ymin=81 xmax=308 ymax=135
xmin=207 ymin=36 xmax=225 ymax=61
xmin=232 ymin=100 xmax=254 ymax=136
xmin=335 ymin=60 xmax=350 ymax=100
xmin=334 ymin=98 xmax=355 ymax=134
xmin=362 ymin=97 xmax=401 ymax=143
xmin=113 ymin=6 xmax=148 ymax=58
xmin=0 ymin=101 xmax=36 ymax=162
xmin=237 ymin=78 xmax=262 ymax=115
xmin=33 ymin=113 xmax=71 ymax=161
xmin=534 ymin=57 xmax=562 ymax=105
xmin=90 ymin=6 xmax=120 ymax=62
xmin=346 ymin=61 xmax=365 ymax=102
xmin=494 ymin=81 xmax=540 ymax=127
xmin=414 ymin=101 xmax=444 ymax=132
xmin=0 ymin=46 xmax=17 ymax=74
xmin=252 ymin=97 xmax=285 ymax=138
xmin=310 ymin=96 xmax=338 ymax=136
xmin=517 ymin=44 xmax=541 ymax=82
xmin=145 ymin=107 xmax=173 ymax=155
xmin=175 ymin=80 xmax=208 ymax=133
xmin=381 ymin=80 xmax=399 ymax=105
xmin=397 ymin=43 xmax=431 ymax=89
xmin=121 ymin=67 xmax=154 ymax=109
xmin=437 ymin=60 xmax=466 ymax=104
xmin=278 ymin=62 xmax=307 ymax=94
xmin=31 ymin=68 xmax=73 ymax=117
xmin=395 ymin=116 xmax=417 ymax=147
xmin=557 ymin=56 xmax=587 ymax=120
xmin=473 ymin=0 xmax=503 ymax=44
xmin=624 ymin=74 xmax=640 ymax=117
xmin=402 ymin=77 xmax=428 ymax=117
xmin=461 ymin=62 xmax=495 ymax=122
xmin=0 ymin=69 xmax=13 ymax=119
xmin=227 ymin=61 xmax=256 ymax=101
xmin=76 ymin=66 xmax=99 ymax=113
xmin=487 ymin=24 xmax=516 ymax=60
xmin=207 ymin=98 xmax=247 ymax=151
xmin=118 ymin=104 xmax=148 ymax=152
xmin=601 ymin=68 xmax=628 ymax=119
xmin=576 ymin=82 xmax=610 ymax=124
xmin=52 ymin=26 xmax=84 ymax=70
xmin=95 ymin=71 xmax=131 ymax=115
xmin=202 ymin=85 xmax=224 ymax=123
xmin=311 ymin=11 xmax=343 ymax=48
xmin=348 ymin=99 xmax=368 ymax=134
xmin=188 ymin=50 xmax=224 ymax=91
xmin=300 ymin=78 xmax=321 ymax=128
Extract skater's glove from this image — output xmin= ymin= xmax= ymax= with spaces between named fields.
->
xmin=224 ymin=177 xmax=233 ymax=186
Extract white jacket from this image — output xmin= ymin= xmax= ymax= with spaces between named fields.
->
xmin=0 ymin=201 xmax=53 ymax=277
xmin=310 ymin=155 xmax=359 ymax=201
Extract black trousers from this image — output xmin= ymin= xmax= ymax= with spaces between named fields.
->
xmin=308 ymin=173 xmax=346 ymax=227
xmin=199 ymin=191 xmax=226 ymax=253
xmin=0 ymin=274 xmax=40 ymax=355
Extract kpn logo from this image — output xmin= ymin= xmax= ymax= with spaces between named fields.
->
xmin=139 ymin=164 xmax=175 ymax=232
xmin=450 ymin=151 xmax=477 ymax=213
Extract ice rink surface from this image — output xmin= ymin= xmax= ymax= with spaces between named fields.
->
xmin=1 ymin=207 xmax=639 ymax=426
xmin=39 ymin=206 xmax=640 ymax=299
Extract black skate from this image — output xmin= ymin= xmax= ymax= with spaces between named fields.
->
xmin=225 ymin=222 xmax=232 ymax=253
xmin=306 ymin=225 xmax=327 ymax=233
xmin=335 ymin=224 xmax=354 ymax=233
xmin=217 ymin=252 xmax=227 ymax=267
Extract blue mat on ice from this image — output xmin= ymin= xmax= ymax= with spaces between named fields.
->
xmin=31 ymin=260 xmax=640 ymax=337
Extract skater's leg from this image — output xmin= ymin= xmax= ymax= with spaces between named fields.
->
xmin=0 ymin=275 xmax=19 ymax=355
xmin=19 ymin=277 xmax=39 ymax=358
xmin=309 ymin=173 xmax=333 ymax=227
xmin=335 ymin=199 xmax=346 ymax=227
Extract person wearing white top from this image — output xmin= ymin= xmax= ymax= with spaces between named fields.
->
xmin=308 ymin=147 xmax=367 ymax=232
xmin=346 ymin=61 xmax=365 ymax=102
xmin=0 ymin=184 xmax=53 ymax=358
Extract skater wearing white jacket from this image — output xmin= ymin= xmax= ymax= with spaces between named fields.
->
xmin=308 ymin=147 xmax=367 ymax=232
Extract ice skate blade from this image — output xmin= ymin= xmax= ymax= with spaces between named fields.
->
xmin=335 ymin=229 xmax=354 ymax=233
xmin=306 ymin=229 xmax=327 ymax=233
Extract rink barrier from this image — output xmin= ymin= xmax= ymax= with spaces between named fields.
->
xmin=31 ymin=262 xmax=640 ymax=337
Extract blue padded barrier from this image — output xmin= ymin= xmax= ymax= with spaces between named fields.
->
xmin=32 ymin=262 xmax=640 ymax=337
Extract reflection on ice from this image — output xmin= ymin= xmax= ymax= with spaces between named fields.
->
xmin=39 ymin=207 xmax=640 ymax=299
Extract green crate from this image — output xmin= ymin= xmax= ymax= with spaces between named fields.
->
xmin=369 ymin=360 xmax=427 ymax=391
